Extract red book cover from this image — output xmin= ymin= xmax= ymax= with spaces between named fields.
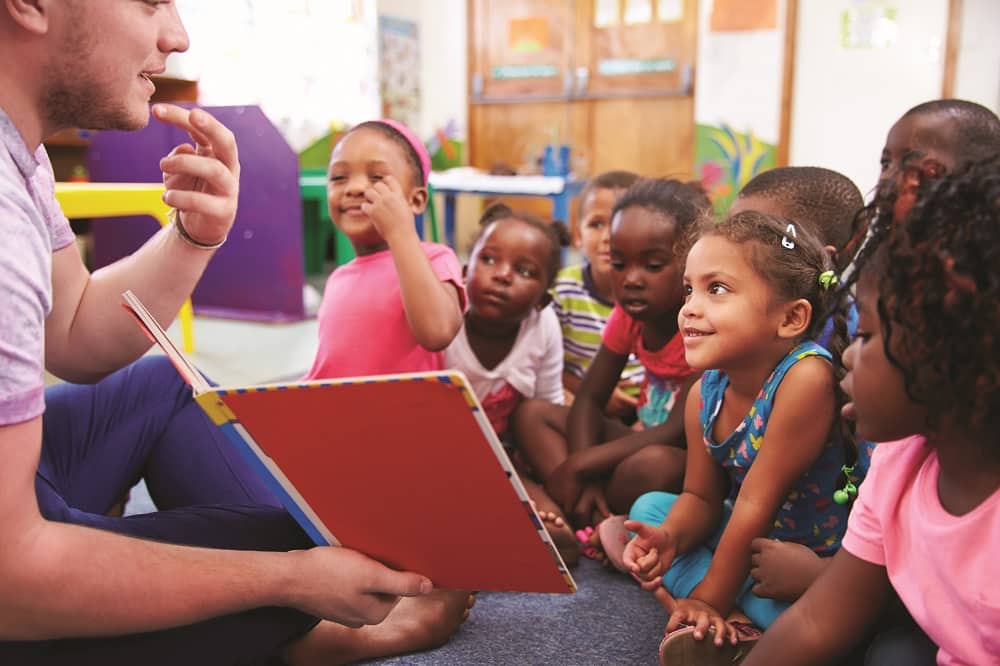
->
xmin=122 ymin=290 xmax=576 ymax=593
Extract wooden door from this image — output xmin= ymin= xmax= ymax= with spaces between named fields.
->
xmin=469 ymin=0 xmax=698 ymax=182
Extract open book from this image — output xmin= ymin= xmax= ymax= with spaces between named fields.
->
xmin=122 ymin=291 xmax=575 ymax=593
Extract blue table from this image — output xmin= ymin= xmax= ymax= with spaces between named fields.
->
xmin=428 ymin=172 xmax=585 ymax=248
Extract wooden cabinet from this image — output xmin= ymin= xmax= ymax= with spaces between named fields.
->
xmin=466 ymin=0 xmax=699 ymax=229
xmin=468 ymin=0 xmax=698 ymax=181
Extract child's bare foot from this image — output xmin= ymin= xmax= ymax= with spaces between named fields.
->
xmin=589 ymin=515 xmax=631 ymax=573
xmin=284 ymin=589 xmax=475 ymax=665
xmin=537 ymin=510 xmax=581 ymax=568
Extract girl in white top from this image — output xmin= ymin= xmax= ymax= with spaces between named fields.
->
xmin=445 ymin=204 xmax=568 ymax=438
xmin=445 ymin=204 xmax=581 ymax=564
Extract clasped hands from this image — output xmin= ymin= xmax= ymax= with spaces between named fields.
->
xmin=622 ymin=520 xmax=739 ymax=646
xmin=545 ymin=454 xmax=610 ymax=527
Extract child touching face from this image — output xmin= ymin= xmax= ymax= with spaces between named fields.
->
xmin=745 ymin=157 xmax=1000 ymax=666
xmin=513 ymin=179 xmax=706 ymax=536
xmin=622 ymin=212 xmax=851 ymax=664
xmin=551 ymin=170 xmax=645 ymax=417
xmin=304 ymin=120 xmax=464 ymax=380
xmin=444 ymin=205 xmax=576 ymax=561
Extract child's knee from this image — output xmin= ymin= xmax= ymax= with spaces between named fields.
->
xmin=510 ymin=399 xmax=566 ymax=440
xmin=618 ymin=446 xmax=685 ymax=488
xmin=628 ymin=490 xmax=679 ymax=525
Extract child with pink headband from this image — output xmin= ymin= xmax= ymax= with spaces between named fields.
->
xmin=304 ymin=120 xmax=465 ymax=379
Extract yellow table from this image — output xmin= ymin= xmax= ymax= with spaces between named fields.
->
xmin=53 ymin=183 xmax=195 ymax=352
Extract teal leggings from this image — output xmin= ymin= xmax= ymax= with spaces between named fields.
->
xmin=629 ymin=491 xmax=789 ymax=628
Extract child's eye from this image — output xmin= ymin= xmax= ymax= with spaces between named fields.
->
xmin=854 ymin=329 xmax=872 ymax=343
xmin=370 ymin=174 xmax=385 ymax=181
xmin=708 ymin=282 xmax=728 ymax=295
xmin=517 ymin=265 xmax=538 ymax=278
xmin=610 ymin=260 xmax=624 ymax=271
xmin=586 ymin=219 xmax=605 ymax=229
xmin=645 ymin=262 xmax=665 ymax=272
xmin=479 ymin=253 xmax=496 ymax=265
xmin=329 ymin=175 xmax=346 ymax=182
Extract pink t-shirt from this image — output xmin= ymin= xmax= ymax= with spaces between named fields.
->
xmin=304 ymin=242 xmax=464 ymax=380
xmin=843 ymin=436 xmax=1000 ymax=665
xmin=602 ymin=305 xmax=694 ymax=380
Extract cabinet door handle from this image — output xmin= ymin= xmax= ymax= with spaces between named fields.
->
xmin=574 ymin=66 xmax=590 ymax=97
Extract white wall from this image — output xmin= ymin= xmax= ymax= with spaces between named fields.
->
xmin=378 ymin=0 xmax=468 ymax=141
xmin=169 ymin=0 xmax=380 ymax=151
xmin=954 ymin=0 xmax=1000 ymax=111
xmin=694 ymin=0 xmax=787 ymax=145
xmin=789 ymin=0 xmax=949 ymax=198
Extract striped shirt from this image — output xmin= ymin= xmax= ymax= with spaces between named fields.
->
xmin=550 ymin=263 xmax=644 ymax=394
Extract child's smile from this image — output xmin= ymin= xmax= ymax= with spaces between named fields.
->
xmin=679 ymin=235 xmax=786 ymax=370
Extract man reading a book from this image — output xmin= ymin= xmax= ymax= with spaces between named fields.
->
xmin=0 ymin=2 xmax=470 ymax=663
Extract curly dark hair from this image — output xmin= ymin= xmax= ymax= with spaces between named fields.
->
xmin=469 ymin=203 xmax=570 ymax=288
xmin=612 ymin=178 xmax=710 ymax=239
xmin=683 ymin=211 xmax=854 ymax=455
xmin=856 ymin=157 xmax=1000 ymax=437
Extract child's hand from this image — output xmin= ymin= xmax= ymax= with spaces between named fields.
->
xmin=749 ymin=538 xmax=825 ymax=602
xmin=361 ymin=174 xmax=416 ymax=244
xmin=572 ymin=483 xmax=610 ymax=527
xmin=622 ymin=520 xmax=676 ymax=590
xmin=666 ymin=598 xmax=737 ymax=647
xmin=545 ymin=458 xmax=584 ymax=516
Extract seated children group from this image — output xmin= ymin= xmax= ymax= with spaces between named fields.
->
xmin=312 ymin=99 xmax=1000 ymax=666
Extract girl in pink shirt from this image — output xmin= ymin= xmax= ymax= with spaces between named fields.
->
xmin=304 ymin=120 xmax=464 ymax=380
xmin=746 ymin=157 xmax=1000 ymax=666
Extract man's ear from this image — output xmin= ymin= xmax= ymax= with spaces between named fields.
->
xmin=5 ymin=0 xmax=50 ymax=34
xmin=777 ymin=298 xmax=812 ymax=339
xmin=409 ymin=186 xmax=428 ymax=215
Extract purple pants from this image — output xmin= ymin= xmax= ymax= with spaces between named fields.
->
xmin=0 ymin=356 xmax=319 ymax=665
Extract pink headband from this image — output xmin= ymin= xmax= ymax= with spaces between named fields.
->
xmin=375 ymin=118 xmax=431 ymax=186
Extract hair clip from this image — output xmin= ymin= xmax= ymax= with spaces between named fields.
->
xmin=818 ymin=270 xmax=838 ymax=290
xmin=834 ymin=464 xmax=858 ymax=505
xmin=781 ymin=222 xmax=797 ymax=249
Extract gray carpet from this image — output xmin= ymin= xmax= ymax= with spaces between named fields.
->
xmin=126 ymin=483 xmax=667 ymax=664
xmin=364 ymin=558 xmax=666 ymax=665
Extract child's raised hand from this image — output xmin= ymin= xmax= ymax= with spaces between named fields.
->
xmin=666 ymin=598 xmax=737 ymax=647
xmin=622 ymin=520 xmax=676 ymax=590
xmin=361 ymin=174 xmax=416 ymax=243
xmin=749 ymin=537 xmax=825 ymax=602
xmin=572 ymin=483 xmax=610 ymax=527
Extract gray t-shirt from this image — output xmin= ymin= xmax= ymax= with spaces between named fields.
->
xmin=0 ymin=108 xmax=75 ymax=425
